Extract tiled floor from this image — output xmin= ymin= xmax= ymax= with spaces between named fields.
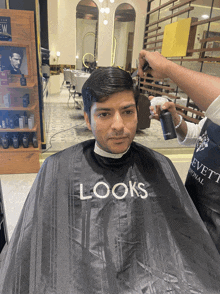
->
xmin=1 ymin=84 xmax=194 ymax=241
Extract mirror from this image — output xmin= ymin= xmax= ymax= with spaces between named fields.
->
xmin=76 ymin=0 xmax=98 ymax=71
xmin=112 ymin=3 xmax=136 ymax=71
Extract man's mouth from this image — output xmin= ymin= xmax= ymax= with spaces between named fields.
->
xmin=109 ymin=136 xmax=128 ymax=141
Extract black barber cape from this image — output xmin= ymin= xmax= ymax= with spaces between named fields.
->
xmin=1 ymin=139 xmax=220 ymax=294
xmin=185 ymin=118 xmax=220 ymax=253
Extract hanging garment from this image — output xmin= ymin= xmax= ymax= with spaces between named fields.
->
xmin=1 ymin=139 xmax=220 ymax=294
xmin=185 ymin=118 xmax=220 ymax=253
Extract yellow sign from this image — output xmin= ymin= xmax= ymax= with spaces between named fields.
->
xmin=161 ymin=18 xmax=192 ymax=57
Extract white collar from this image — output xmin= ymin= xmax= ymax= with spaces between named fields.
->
xmin=94 ymin=142 xmax=130 ymax=159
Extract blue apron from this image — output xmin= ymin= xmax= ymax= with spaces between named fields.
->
xmin=185 ymin=118 xmax=220 ymax=252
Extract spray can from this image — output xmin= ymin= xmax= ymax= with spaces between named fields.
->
xmin=159 ymin=109 xmax=177 ymax=140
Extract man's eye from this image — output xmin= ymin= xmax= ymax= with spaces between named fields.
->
xmin=98 ymin=113 xmax=109 ymax=118
xmin=124 ymin=110 xmax=134 ymax=115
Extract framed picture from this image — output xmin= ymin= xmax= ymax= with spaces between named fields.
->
xmin=200 ymin=31 xmax=220 ymax=58
xmin=0 ymin=45 xmax=28 ymax=75
xmin=0 ymin=17 xmax=12 ymax=42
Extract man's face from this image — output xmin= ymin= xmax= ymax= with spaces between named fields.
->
xmin=9 ymin=53 xmax=21 ymax=70
xmin=84 ymin=90 xmax=138 ymax=154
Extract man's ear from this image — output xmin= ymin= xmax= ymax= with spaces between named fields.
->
xmin=84 ymin=112 xmax=92 ymax=130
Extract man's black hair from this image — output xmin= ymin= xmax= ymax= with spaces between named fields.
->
xmin=9 ymin=47 xmax=23 ymax=60
xmin=82 ymin=67 xmax=139 ymax=118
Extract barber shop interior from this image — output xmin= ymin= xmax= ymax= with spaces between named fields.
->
xmin=0 ymin=0 xmax=220 ymax=289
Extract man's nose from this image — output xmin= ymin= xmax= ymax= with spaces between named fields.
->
xmin=111 ymin=112 xmax=124 ymax=131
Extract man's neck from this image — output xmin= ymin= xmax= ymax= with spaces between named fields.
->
xmin=94 ymin=142 xmax=130 ymax=159
xmin=11 ymin=66 xmax=18 ymax=72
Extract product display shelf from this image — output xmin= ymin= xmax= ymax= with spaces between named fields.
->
xmin=0 ymin=8 xmax=42 ymax=174
xmin=0 ymin=148 xmax=40 ymax=174
xmin=0 ymin=103 xmax=37 ymax=111
xmin=6 ymin=82 xmax=36 ymax=88
xmin=0 ymin=81 xmax=41 ymax=174
xmin=0 ymin=145 xmax=39 ymax=152
xmin=0 ymin=125 xmax=37 ymax=133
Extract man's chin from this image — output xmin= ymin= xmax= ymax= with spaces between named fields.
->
xmin=108 ymin=142 xmax=130 ymax=154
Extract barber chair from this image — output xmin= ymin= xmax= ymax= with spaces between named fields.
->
xmin=0 ymin=180 xmax=8 ymax=267
xmin=62 ymin=69 xmax=71 ymax=88
xmin=68 ymin=71 xmax=83 ymax=109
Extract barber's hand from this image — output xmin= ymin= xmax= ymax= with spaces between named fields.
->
xmin=149 ymin=96 xmax=177 ymax=120
xmin=138 ymin=50 xmax=171 ymax=79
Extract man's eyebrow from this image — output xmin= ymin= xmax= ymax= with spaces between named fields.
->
xmin=122 ymin=104 xmax=136 ymax=110
xmin=94 ymin=107 xmax=112 ymax=112
xmin=94 ymin=104 xmax=136 ymax=112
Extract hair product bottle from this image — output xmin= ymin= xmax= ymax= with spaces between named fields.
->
xmin=159 ymin=109 xmax=177 ymax=140
xmin=32 ymin=133 xmax=38 ymax=148
xmin=1 ymin=134 xmax=9 ymax=149
xmin=22 ymin=133 xmax=29 ymax=148
xmin=9 ymin=118 xmax=14 ymax=129
xmin=20 ymin=74 xmax=27 ymax=86
xmin=12 ymin=134 xmax=19 ymax=149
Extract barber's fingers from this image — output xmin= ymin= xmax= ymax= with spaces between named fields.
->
xmin=149 ymin=105 xmax=161 ymax=120
xmin=138 ymin=51 xmax=147 ymax=77
xmin=161 ymin=101 xmax=170 ymax=110
xmin=161 ymin=101 xmax=177 ymax=114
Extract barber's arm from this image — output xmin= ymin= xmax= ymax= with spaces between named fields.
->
xmin=138 ymin=50 xmax=220 ymax=112
xmin=149 ymin=96 xmax=205 ymax=145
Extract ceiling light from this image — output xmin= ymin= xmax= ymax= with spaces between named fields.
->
xmin=99 ymin=0 xmax=104 ymax=2
xmin=110 ymin=0 xmax=114 ymax=2
xmin=201 ymin=14 xmax=209 ymax=19
xmin=100 ymin=7 xmax=105 ymax=13
xmin=103 ymin=20 xmax=108 ymax=25
xmin=105 ymin=7 xmax=110 ymax=14
xmin=56 ymin=51 xmax=60 ymax=57
xmin=76 ymin=55 xmax=79 ymax=59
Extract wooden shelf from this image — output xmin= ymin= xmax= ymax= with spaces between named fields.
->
xmin=169 ymin=0 xmax=196 ymax=11
xmin=175 ymin=103 xmax=205 ymax=117
xmin=146 ymin=0 xmax=178 ymax=15
xmin=146 ymin=7 xmax=194 ymax=28
xmin=142 ymin=81 xmax=175 ymax=91
xmin=168 ymin=57 xmax=220 ymax=62
xmin=0 ymin=103 xmax=37 ymax=111
xmin=5 ymin=82 xmax=36 ymax=89
xmin=187 ymin=47 xmax=220 ymax=53
xmin=144 ymin=39 xmax=163 ymax=46
xmin=176 ymin=110 xmax=201 ymax=124
xmin=145 ymin=46 xmax=162 ymax=50
xmin=144 ymin=32 xmax=164 ymax=40
xmin=0 ymin=9 xmax=41 ymax=174
xmin=140 ymin=87 xmax=180 ymax=99
xmin=200 ymin=37 xmax=220 ymax=43
xmin=0 ymin=145 xmax=40 ymax=152
xmin=145 ymin=27 xmax=161 ymax=34
xmin=0 ymin=125 xmax=37 ymax=133
xmin=142 ymin=76 xmax=169 ymax=82
xmin=190 ymin=15 xmax=220 ymax=27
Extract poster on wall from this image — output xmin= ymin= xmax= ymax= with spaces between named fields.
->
xmin=0 ymin=46 xmax=28 ymax=75
xmin=0 ymin=17 xmax=12 ymax=41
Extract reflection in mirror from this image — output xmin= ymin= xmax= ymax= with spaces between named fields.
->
xmin=112 ymin=3 xmax=136 ymax=71
xmin=76 ymin=0 xmax=98 ymax=71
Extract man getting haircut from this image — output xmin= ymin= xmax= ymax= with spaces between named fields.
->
xmin=1 ymin=67 xmax=220 ymax=293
